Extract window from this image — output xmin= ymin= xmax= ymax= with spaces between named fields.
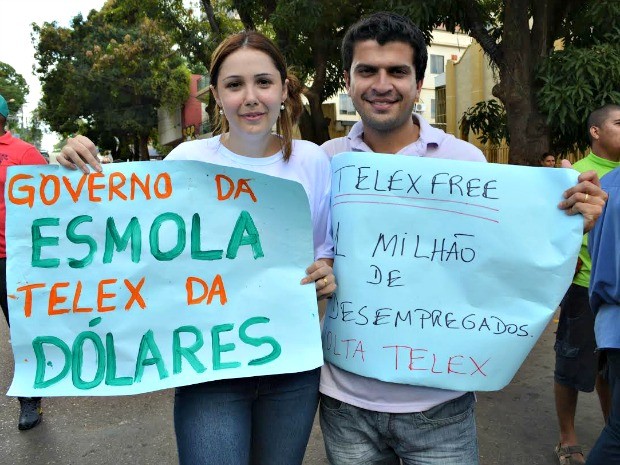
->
xmin=434 ymin=86 xmax=447 ymax=131
xmin=339 ymin=94 xmax=357 ymax=115
xmin=431 ymin=99 xmax=436 ymax=119
xmin=430 ymin=54 xmax=444 ymax=74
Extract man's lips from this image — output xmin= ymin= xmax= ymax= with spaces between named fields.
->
xmin=365 ymin=99 xmax=398 ymax=111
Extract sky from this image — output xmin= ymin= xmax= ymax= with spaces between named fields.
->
xmin=1 ymin=0 xmax=106 ymax=150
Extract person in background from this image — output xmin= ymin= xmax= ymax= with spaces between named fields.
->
xmin=57 ymin=30 xmax=335 ymax=465
xmin=587 ymin=163 xmax=620 ymax=464
xmin=541 ymin=152 xmax=557 ymax=167
xmin=319 ymin=13 xmax=607 ymax=465
xmin=554 ymin=104 xmax=620 ymax=465
xmin=0 ymin=93 xmax=48 ymax=430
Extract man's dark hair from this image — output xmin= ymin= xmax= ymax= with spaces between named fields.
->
xmin=342 ymin=12 xmax=428 ymax=83
xmin=540 ymin=152 xmax=554 ymax=161
xmin=587 ymin=103 xmax=620 ymax=143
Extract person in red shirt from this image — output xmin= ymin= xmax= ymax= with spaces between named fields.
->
xmin=0 ymin=94 xmax=48 ymax=430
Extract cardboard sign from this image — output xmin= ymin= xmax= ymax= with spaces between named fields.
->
xmin=6 ymin=161 xmax=322 ymax=396
xmin=324 ymin=152 xmax=581 ymax=391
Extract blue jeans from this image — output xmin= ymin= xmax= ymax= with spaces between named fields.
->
xmin=174 ymin=368 xmax=320 ymax=465
xmin=320 ymin=392 xmax=479 ymax=465
xmin=587 ymin=350 xmax=620 ymax=465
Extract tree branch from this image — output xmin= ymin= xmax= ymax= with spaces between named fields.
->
xmin=454 ymin=0 xmax=503 ymax=66
xmin=200 ymin=0 xmax=220 ymax=36
xmin=231 ymin=0 xmax=256 ymax=30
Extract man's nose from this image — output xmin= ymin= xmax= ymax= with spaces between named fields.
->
xmin=372 ymin=70 xmax=392 ymax=93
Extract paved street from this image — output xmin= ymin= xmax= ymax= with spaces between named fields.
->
xmin=0 ymin=309 xmax=604 ymax=465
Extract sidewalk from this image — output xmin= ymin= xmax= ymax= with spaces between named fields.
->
xmin=0 ymin=309 xmax=604 ymax=464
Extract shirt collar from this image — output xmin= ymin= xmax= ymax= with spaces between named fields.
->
xmin=346 ymin=113 xmax=443 ymax=153
xmin=0 ymin=131 xmax=13 ymax=145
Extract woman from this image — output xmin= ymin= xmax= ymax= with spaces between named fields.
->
xmin=58 ymin=31 xmax=335 ymax=465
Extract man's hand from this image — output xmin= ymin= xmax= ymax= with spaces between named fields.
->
xmin=301 ymin=259 xmax=336 ymax=300
xmin=559 ymin=160 xmax=607 ymax=233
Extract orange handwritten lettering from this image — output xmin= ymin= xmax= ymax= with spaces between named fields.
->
xmin=16 ymin=283 xmax=46 ymax=317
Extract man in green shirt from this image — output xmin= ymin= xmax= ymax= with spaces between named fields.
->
xmin=554 ymin=104 xmax=620 ymax=465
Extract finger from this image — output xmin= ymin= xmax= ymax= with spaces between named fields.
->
xmin=314 ymin=275 xmax=331 ymax=290
xmin=560 ymin=188 xmax=606 ymax=211
xmin=73 ymin=136 xmax=103 ymax=172
xmin=561 ymin=179 xmax=602 ymax=202
xmin=577 ymin=170 xmax=601 ymax=188
xmin=301 ymin=261 xmax=328 ymax=284
xmin=62 ymin=136 xmax=102 ymax=174
xmin=59 ymin=145 xmax=90 ymax=173
xmin=317 ymin=280 xmax=337 ymax=300
xmin=302 ymin=267 xmax=329 ymax=285
xmin=56 ymin=151 xmax=78 ymax=170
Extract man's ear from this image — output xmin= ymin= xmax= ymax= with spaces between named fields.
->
xmin=344 ymin=71 xmax=351 ymax=93
xmin=590 ymin=125 xmax=599 ymax=142
xmin=415 ymin=80 xmax=423 ymax=100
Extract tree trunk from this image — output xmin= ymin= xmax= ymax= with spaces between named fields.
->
xmin=133 ymin=134 xmax=140 ymax=161
xmin=298 ymin=107 xmax=316 ymax=143
xmin=494 ymin=80 xmax=550 ymax=166
xmin=139 ymin=134 xmax=150 ymax=161
xmin=492 ymin=0 xmax=551 ymax=165
xmin=299 ymin=92 xmax=330 ymax=144
xmin=463 ymin=0 xmax=583 ymax=166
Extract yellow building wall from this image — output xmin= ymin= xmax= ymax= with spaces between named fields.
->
xmin=445 ymin=42 xmax=500 ymax=152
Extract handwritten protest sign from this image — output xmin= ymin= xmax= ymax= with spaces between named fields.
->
xmin=6 ymin=161 xmax=322 ymax=396
xmin=324 ymin=152 xmax=582 ymax=391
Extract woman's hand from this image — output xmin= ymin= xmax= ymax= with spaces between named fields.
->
xmin=57 ymin=135 xmax=102 ymax=174
xmin=301 ymin=259 xmax=336 ymax=300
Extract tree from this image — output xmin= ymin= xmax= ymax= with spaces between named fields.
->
xmin=537 ymin=1 xmax=620 ymax=155
xmin=114 ymin=0 xmax=243 ymax=123
xmin=33 ymin=1 xmax=190 ymax=160
xmin=226 ymin=0 xmax=618 ymax=163
xmin=460 ymin=100 xmax=508 ymax=147
xmin=0 ymin=62 xmax=29 ymax=115
xmin=130 ymin=0 xmax=396 ymax=143
xmin=400 ymin=0 xmax=620 ymax=165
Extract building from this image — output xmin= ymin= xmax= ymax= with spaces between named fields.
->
xmin=158 ymin=74 xmax=211 ymax=148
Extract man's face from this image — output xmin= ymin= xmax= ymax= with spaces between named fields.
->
xmin=541 ymin=155 xmax=555 ymax=167
xmin=592 ymin=108 xmax=620 ymax=160
xmin=345 ymin=40 xmax=422 ymax=133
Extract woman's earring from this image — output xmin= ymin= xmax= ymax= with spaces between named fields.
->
xmin=280 ymin=103 xmax=285 ymax=111
xmin=219 ymin=108 xmax=223 ymax=115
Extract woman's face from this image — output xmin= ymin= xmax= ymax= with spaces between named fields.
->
xmin=212 ymin=48 xmax=287 ymax=142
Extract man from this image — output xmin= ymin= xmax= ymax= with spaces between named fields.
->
xmin=554 ymin=104 xmax=620 ymax=465
xmin=587 ymin=164 xmax=620 ymax=464
xmin=541 ymin=152 xmax=557 ymax=167
xmin=0 ymin=94 xmax=48 ymax=430
xmin=320 ymin=13 xmax=606 ymax=464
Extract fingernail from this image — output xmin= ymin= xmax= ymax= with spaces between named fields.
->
xmin=96 ymin=164 xmax=103 ymax=172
